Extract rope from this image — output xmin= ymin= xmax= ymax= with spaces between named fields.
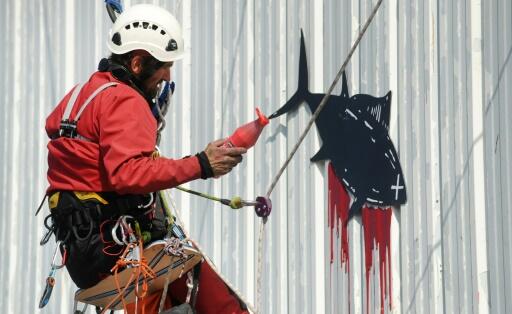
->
xmin=175 ymin=186 xmax=223 ymax=203
xmin=255 ymin=221 xmax=266 ymax=313
xmin=162 ymin=190 xmax=257 ymax=313
xmin=175 ymin=185 xmax=254 ymax=209
xmin=256 ymin=1 xmax=384 ymax=312
xmin=265 ymin=0 xmax=384 ymax=199
xmin=101 ymin=239 xmax=156 ymax=314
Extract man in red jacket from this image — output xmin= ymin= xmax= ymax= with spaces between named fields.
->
xmin=45 ymin=3 xmax=249 ymax=313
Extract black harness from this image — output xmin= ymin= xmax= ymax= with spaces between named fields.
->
xmin=44 ymin=191 xmax=157 ymax=244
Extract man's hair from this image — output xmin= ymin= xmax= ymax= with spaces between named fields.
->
xmin=109 ymin=52 xmax=166 ymax=82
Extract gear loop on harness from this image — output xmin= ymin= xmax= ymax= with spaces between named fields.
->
xmin=71 ymin=218 xmax=94 ymax=242
xmin=40 ymin=214 xmax=56 ymax=245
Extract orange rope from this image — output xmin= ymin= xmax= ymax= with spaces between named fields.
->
xmin=99 ymin=220 xmax=125 ymax=256
xmin=101 ymin=239 xmax=156 ymax=314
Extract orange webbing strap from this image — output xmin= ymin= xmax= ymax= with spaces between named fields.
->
xmin=101 ymin=239 xmax=156 ymax=314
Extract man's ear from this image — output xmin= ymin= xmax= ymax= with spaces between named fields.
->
xmin=130 ymin=55 xmax=144 ymax=75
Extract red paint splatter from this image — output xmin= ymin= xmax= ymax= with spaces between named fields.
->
xmin=328 ymin=163 xmax=351 ymax=312
xmin=328 ymin=163 xmax=350 ymax=270
xmin=327 ymin=162 xmax=393 ymax=314
xmin=362 ymin=206 xmax=393 ymax=314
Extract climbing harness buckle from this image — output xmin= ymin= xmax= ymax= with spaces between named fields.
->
xmin=59 ymin=119 xmax=78 ymax=138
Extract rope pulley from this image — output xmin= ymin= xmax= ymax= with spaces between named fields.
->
xmin=254 ymin=196 xmax=272 ymax=218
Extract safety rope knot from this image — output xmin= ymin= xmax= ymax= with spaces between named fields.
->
xmin=102 ymin=239 xmax=156 ymax=314
xmin=163 ymin=237 xmax=187 ymax=257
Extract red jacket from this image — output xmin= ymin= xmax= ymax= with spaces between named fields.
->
xmin=46 ymin=71 xmax=202 ymax=194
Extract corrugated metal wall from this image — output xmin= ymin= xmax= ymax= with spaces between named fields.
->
xmin=0 ymin=0 xmax=511 ymax=313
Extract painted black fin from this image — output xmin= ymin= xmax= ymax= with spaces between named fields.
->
xmin=269 ymin=30 xmax=309 ymax=119
xmin=340 ymin=71 xmax=349 ymax=98
xmin=310 ymin=145 xmax=330 ymax=162
xmin=381 ymin=91 xmax=392 ymax=129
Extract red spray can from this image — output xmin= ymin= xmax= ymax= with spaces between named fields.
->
xmin=223 ymin=108 xmax=269 ymax=149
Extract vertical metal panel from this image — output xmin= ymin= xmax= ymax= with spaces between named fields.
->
xmin=482 ymin=0 xmax=512 ymax=313
xmin=1 ymin=0 xmax=512 ymax=313
xmin=438 ymin=1 xmax=477 ymax=313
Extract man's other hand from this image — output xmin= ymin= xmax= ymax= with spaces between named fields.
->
xmin=204 ymin=139 xmax=247 ymax=177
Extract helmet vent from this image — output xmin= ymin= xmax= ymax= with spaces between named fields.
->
xmin=133 ymin=22 xmax=139 ymax=28
xmin=160 ymin=30 xmax=166 ymax=36
xmin=143 ymin=22 xmax=149 ymax=29
xmin=166 ymin=39 xmax=178 ymax=51
xmin=125 ymin=25 xmax=131 ymax=30
xmin=112 ymin=32 xmax=122 ymax=46
xmin=152 ymin=24 xmax=158 ymax=31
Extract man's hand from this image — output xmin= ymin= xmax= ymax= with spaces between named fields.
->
xmin=204 ymin=139 xmax=247 ymax=177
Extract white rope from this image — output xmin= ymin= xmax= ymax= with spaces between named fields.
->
xmin=255 ymin=220 xmax=266 ymax=314
xmin=255 ymin=1 xmax=384 ymax=312
xmin=265 ymin=0 xmax=384 ymax=198
xmin=163 ymin=189 xmax=257 ymax=313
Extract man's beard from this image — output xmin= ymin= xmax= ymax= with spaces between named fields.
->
xmin=132 ymin=74 xmax=159 ymax=101
xmin=144 ymin=85 xmax=160 ymax=100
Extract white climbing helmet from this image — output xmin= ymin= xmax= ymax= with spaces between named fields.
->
xmin=107 ymin=4 xmax=184 ymax=62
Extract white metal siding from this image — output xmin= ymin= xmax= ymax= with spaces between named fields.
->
xmin=0 ymin=0 xmax=511 ymax=313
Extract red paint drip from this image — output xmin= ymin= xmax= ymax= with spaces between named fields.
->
xmin=328 ymin=163 xmax=350 ymax=269
xmin=327 ymin=163 xmax=351 ymax=312
xmin=328 ymin=163 xmax=393 ymax=313
xmin=362 ymin=206 xmax=393 ymax=314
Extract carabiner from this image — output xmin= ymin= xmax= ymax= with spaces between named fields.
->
xmin=72 ymin=298 xmax=89 ymax=314
xmin=138 ymin=192 xmax=154 ymax=209
xmin=40 ymin=228 xmax=54 ymax=246
xmin=111 ymin=215 xmax=135 ymax=245
xmin=51 ymin=241 xmax=67 ymax=269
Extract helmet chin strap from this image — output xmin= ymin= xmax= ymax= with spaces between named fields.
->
xmin=98 ymin=58 xmax=156 ymax=106
xmin=153 ymin=81 xmax=175 ymax=145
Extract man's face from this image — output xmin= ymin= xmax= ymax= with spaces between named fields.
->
xmin=142 ymin=61 xmax=173 ymax=99
xmin=129 ymin=51 xmax=174 ymax=99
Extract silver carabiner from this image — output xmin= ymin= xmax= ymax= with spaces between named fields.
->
xmin=50 ymin=241 xmax=66 ymax=269
xmin=138 ymin=192 xmax=154 ymax=209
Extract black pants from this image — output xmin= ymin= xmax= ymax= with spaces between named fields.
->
xmin=64 ymin=224 xmax=121 ymax=289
